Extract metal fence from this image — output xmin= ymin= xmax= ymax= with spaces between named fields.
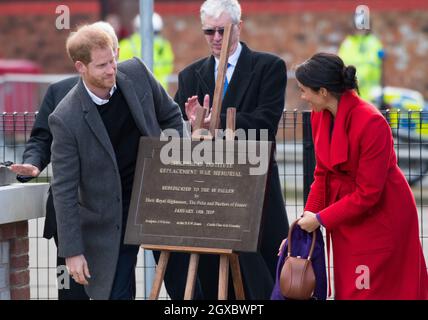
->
xmin=1 ymin=110 xmax=427 ymax=299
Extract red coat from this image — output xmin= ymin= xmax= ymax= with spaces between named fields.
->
xmin=305 ymin=90 xmax=428 ymax=299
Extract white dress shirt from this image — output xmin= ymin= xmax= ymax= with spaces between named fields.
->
xmin=214 ymin=42 xmax=242 ymax=84
xmin=83 ymin=80 xmax=117 ymax=106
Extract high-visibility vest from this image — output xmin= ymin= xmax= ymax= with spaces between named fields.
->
xmin=119 ymin=33 xmax=174 ymax=90
xmin=338 ymin=34 xmax=383 ymax=101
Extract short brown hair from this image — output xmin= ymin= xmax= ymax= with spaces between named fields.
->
xmin=66 ymin=24 xmax=113 ymax=65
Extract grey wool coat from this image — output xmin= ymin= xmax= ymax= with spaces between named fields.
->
xmin=48 ymin=58 xmax=185 ymax=299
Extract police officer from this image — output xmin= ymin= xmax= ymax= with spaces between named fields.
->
xmin=119 ymin=12 xmax=174 ymax=91
xmin=338 ymin=12 xmax=384 ymax=101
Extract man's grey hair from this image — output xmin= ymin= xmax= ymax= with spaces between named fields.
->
xmin=200 ymin=0 xmax=242 ymax=25
xmin=92 ymin=21 xmax=119 ymax=51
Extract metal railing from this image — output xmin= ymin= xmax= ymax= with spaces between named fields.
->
xmin=0 ymin=73 xmax=178 ymax=113
xmin=0 ymin=110 xmax=427 ymax=299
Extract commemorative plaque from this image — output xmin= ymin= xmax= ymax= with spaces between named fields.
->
xmin=124 ymin=136 xmax=272 ymax=252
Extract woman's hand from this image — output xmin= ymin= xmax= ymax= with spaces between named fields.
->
xmin=277 ymin=238 xmax=287 ymax=256
xmin=297 ymin=211 xmax=320 ymax=233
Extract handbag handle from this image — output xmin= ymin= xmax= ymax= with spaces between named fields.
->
xmin=287 ymin=218 xmax=317 ymax=261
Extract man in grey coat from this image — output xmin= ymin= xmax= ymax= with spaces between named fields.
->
xmin=10 ymin=21 xmax=119 ymax=300
xmin=49 ymin=24 xmax=185 ymax=299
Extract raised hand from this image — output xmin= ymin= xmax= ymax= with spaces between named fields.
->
xmin=185 ymin=94 xmax=211 ymax=129
xmin=201 ymin=94 xmax=211 ymax=129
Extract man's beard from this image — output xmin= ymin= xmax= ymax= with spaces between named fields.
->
xmin=88 ymin=74 xmax=116 ymax=91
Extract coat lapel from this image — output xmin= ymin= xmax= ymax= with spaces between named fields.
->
xmin=223 ymin=43 xmax=254 ymax=110
xmin=79 ymin=79 xmax=116 ymax=163
xmin=196 ymin=57 xmax=215 ymax=102
xmin=116 ymin=70 xmax=149 ymax=136
xmin=195 ymin=43 xmax=255 ymax=111
xmin=314 ymin=110 xmax=333 ymax=169
xmin=330 ymin=90 xmax=359 ymax=168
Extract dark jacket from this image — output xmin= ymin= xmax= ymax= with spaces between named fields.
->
xmin=174 ymin=42 xmax=289 ymax=299
xmin=18 ymin=76 xmax=79 ymax=239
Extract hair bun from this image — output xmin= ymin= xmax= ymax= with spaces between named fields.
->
xmin=343 ymin=65 xmax=357 ymax=90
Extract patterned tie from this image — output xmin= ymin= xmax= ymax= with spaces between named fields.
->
xmin=223 ymin=63 xmax=231 ymax=98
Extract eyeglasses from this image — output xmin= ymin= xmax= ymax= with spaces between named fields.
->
xmin=202 ymin=27 xmax=225 ymax=36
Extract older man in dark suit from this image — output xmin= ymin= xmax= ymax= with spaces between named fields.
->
xmin=174 ymin=0 xmax=289 ymax=299
xmin=47 ymin=24 xmax=185 ymax=299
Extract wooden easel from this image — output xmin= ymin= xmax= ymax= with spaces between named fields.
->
xmin=143 ymin=24 xmax=245 ymax=300
xmin=143 ymin=244 xmax=244 ymax=300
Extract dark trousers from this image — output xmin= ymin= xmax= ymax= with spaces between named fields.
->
xmin=46 ymin=189 xmax=89 ymax=300
xmin=195 ymin=164 xmax=288 ymax=300
xmin=109 ymin=243 xmax=140 ymax=300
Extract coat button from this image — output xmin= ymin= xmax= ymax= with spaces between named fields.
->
xmin=116 ymin=196 xmax=120 ymax=202
xmin=116 ymin=225 xmax=120 ymax=230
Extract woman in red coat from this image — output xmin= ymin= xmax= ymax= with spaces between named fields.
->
xmin=292 ymin=53 xmax=428 ymax=299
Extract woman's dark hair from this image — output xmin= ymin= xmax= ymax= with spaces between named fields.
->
xmin=295 ymin=52 xmax=359 ymax=97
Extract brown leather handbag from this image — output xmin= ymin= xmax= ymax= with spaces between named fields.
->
xmin=280 ymin=219 xmax=317 ymax=300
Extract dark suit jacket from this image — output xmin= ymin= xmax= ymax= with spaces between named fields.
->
xmin=175 ymin=42 xmax=285 ymax=142
xmin=174 ymin=42 xmax=289 ymax=299
xmin=19 ymin=76 xmax=79 ymax=239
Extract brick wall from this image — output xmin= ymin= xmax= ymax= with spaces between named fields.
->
xmin=0 ymin=241 xmax=10 ymax=299
xmin=0 ymin=0 xmax=427 ymax=102
xmin=0 ymin=1 xmax=100 ymax=73
xmin=0 ymin=222 xmax=30 ymax=300
xmin=116 ymin=0 xmax=428 ymax=103
xmin=158 ymin=10 xmax=428 ymax=108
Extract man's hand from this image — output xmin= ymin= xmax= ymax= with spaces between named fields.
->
xmin=297 ymin=211 xmax=320 ymax=233
xmin=185 ymin=94 xmax=211 ymax=129
xmin=66 ymin=254 xmax=91 ymax=285
xmin=184 ymin=95 xmax=199 ymax=125
xmin=9 ymin=164 xmax=40 ymax=177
